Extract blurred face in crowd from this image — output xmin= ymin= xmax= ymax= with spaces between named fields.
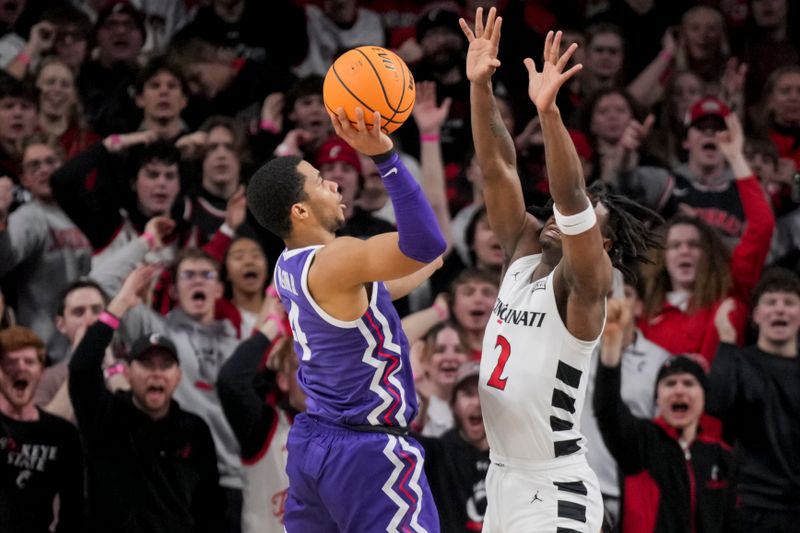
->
xmin=746 ymin=150 xmax=778 ymax=184
xmin=225 ymin=238 xmax=267 ymax=297
xmin=356 ymin=154 xmax=386 ymax=212
xmin=203 ymin=126 xmax=241 ymax=191
xmin=665 ymin=223 xmax=703 ymax=291
xmin=425 ymin=326 xmax=469 ymax=390
xmin=54 ymin=24 xmax=88 ymax=69
xmin=0 ymin=96 xmax=36 ymax=144
xmin=670 ymin=71 xmax=703 ymax=122
xmin=768 ymin=71 xmax=800 ymax=127
xmin=753 ymin=290 xmax=800 ymax=348
xmin=96 ymin=12 xmax=144 ymax=66
xmin=56 ymin=287 xmax=106 ymax=344
xmin=129 ymin=350 xmax=181 ymax=420
xmin=276 ymin=345 xmax=307 ymax=413
xmin=21 ymin=143 xmax=61 ymax=201
xmin=289 ymin=94 xmax=329 ymax=143
xmin=656 ymin=371 xmax=704 ymax=431
xmin=470 ymin=213 xmax=504 ymax=270
xmin=176 ymin=258 xmax=223 ymax=323
xmin=135 ymin=70 xmax=187 ymax=122
xmin=590 ymin=92 xmax=632 ymax=145
xmin=684 ymin=117 xmax=727 ymax=171
xmin=185 ymin=61 xmax=230 ymax=100
xmin=134 ymin=160 xmax=180 ymax=217
xmin=420 ymin=26 xmax=464 ymax=68
xmin=0 ymin=347 xmax=42 ymax=412
xmin=560 ymin=29 xmax=586 ymax=67
xmin=452 ymin=279 xmax=497 ymax=334
xmin=319 ymin=160 xmax=359 ymax=219
xmin=453 ymin=378 xmax=485 ymax=445
xmin=0 ymin=0 xmax=25 ymax=26
xmin=36 ymin=61 xmax=77 ymax=120
xmin=681 ymin=7 xmax=724 ymax=61
xmin=323 ymin=0 xmax=357 ymax=25
xmin=751 ymin=0 xmax=787 ymax=31
xmin=586 ymin=32 xmax=624 ymax=79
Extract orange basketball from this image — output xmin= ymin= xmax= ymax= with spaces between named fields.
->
xmin=323 ymin=46 xmax=416 ymax=134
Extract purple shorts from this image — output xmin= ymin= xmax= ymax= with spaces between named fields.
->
xmin=284 ymin=413 xmax=440 ymax=532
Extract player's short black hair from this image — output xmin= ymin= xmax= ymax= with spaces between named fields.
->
xmin=752 ymin=267 xmax=800 ymax=305
xmin=247 ymin=156 xmax=308 ymax=239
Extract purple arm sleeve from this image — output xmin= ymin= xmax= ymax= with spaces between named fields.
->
xmin=373 ymin=151 xmax=446 ymax=263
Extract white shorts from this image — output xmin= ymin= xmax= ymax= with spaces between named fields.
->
xmin=482 ymin=453 xmax=604 ymax=532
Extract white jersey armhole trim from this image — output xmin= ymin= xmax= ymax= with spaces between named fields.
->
xmin=300 ymin=247 xmax=378 ymax=329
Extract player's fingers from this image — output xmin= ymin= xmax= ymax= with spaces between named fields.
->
xmin=543 ymin=31 xmax=553 ymax=61
xmin=523 ymin=57 xmax=537 ymax=77
xmin=485 ymin=6 xmax=496 ymax=38
xmin=490 ymin=16 xmax=503 ymax=48
xmin=475 ymin=6 xmax=484 ymax=38
xmin=372 ymin=111 xmax=382 ymax=135
xmin=459 ymin=18 xmax=475 ymax=42
xmin=560 ymin=63 xmax=583 ymax=82
xmin=354 ymin=107 xmax=367 ymax=132
xmin=556 ymin=42 xmax=578 ymax=72
xmin=550 ymin=31 xmax=562 ymax=64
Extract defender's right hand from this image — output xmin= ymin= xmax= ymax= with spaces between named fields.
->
xmin=459 ymin=6 xmax=503 ymax=85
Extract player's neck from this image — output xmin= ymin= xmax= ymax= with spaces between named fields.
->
xmin=285 ymin=227 xmax=336 ymax=249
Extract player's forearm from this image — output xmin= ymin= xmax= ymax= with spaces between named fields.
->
xmin=538 ymin=107 xmax=589 ymax=213
xmin=470 ymin=81 xmax=517 ymax=178
xmin=373 ymin=152 xmax=446 ymax=263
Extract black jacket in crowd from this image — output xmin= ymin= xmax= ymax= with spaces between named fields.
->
xmin=417 ymin=429 xmax=490 ymax=533
xmin=68 ymin=321 xmax=225 ymax=533
xmin=594 ymin=362 xmax=741 ymax=533
xmin=707 ymin=342 xmax=800 ymax=513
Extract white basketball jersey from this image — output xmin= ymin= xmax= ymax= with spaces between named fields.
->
xmin=479 ymin=254 xmax=601 ymax=462
xmin=242 ymin=409 xmax=292 ymax=533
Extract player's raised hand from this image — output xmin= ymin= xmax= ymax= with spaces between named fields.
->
xmin=330 ymin=107 xmax=393 ymax=156
xmin=523 ymin=30 xmax=582 ymax=112
xmin=459 ymin=6 xmax=502 ymax=85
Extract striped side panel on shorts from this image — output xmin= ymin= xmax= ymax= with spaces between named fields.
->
xmin=554 ymin=479 xmax=588 ymax=532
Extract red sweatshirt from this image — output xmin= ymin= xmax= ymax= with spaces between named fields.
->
xmin=639 ymin=177 xmax=775 ymax=364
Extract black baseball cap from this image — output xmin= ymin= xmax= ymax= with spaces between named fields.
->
xmin=655 ymin=355 xmax=707 ymax=395
xmin=127 ymin=333 xmax=179 ymax=365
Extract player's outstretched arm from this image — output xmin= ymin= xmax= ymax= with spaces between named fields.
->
xmin=527 ymin=31 xmax=612 ymax=335
xmin=314 ymin=108 xmax=447 ymax=288
xmin=460 ymin=7 xmax=538 ymax=260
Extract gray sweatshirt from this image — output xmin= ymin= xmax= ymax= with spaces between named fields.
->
xmin=0 ymin=199 xmax=91 ymax=348
xmin=90 ymin=237 xmax=244 ymax=489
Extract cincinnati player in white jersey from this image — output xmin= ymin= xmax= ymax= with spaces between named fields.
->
xmin=460 ymin=8 xmax=661 ymax=532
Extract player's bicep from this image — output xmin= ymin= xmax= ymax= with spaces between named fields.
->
xmin=313 ymin=234 xmax=427 ymax=289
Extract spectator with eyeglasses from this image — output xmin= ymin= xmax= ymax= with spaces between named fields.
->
xmin=0 ymin=136 xmax=92 ymax=356
xmin=90 ymin=247 xmax=246 ymax=533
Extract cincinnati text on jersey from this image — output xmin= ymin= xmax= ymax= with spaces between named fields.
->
xmin=492 ymin=298 xmax=547 ymax=327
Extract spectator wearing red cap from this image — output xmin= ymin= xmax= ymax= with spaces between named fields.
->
xmin=77 ymin=0 xmax=146 ymax=135
xmin=316 ymin=135 xmax=396 ymax=240
xmin=633 ymin=104 xmax=775 ymax=364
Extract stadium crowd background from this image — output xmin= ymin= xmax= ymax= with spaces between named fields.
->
xmin=0 ymin=0 xmax=798 ymax=532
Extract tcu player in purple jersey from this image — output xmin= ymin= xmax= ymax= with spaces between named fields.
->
xmin=246 ymin=106 xmax=447 ymax=532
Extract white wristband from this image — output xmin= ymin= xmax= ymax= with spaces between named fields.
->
xmin=553 ymin=200 xmax=597 ymax=235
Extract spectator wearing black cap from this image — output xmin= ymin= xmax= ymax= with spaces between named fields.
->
xmin=0 ymin=325 xmax=84 ymax=533
xmin=77 ymin=0 xmax=145 ymax=135
xmin=415 ymin=361 xmax=490 ymax=533
xmin=68 ymin=263 xmax=225 ymax=533
xmin=709 ymin=270 xmax=800 ymax=532
xmin=594 ymin=299 xmax=740 ymax=533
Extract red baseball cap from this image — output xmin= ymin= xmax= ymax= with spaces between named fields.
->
xmin=684 ymin=97 xmax=731 ymax=128
xmin=315 ymin=136 xmax=362 ymax=173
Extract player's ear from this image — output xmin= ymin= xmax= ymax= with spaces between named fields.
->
xmin=603 ymin=237 xmax=612 ymax=253
xmin=291 ymin=201 xmax=309 ymax=221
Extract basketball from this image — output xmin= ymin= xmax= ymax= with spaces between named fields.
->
xmin=323 ymin=46 xmax=416 ymax=134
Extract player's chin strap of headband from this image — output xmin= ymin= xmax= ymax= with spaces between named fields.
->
xmin=553 ymin=199 xmax=597 ymax=236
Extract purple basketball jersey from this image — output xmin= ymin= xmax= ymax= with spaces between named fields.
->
xmin=274 ymin=245 xmax=417 ymax=428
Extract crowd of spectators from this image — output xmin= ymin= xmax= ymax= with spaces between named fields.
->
xmin=0 ymin=0 xmax=798 ymax=532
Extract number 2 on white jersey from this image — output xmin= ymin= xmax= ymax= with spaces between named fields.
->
xmin=487 ymin=335 xmax=511 ymax=390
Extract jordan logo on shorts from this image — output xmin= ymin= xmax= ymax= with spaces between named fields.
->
xmin=530 ymin=490 xmax=543 ymax=504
